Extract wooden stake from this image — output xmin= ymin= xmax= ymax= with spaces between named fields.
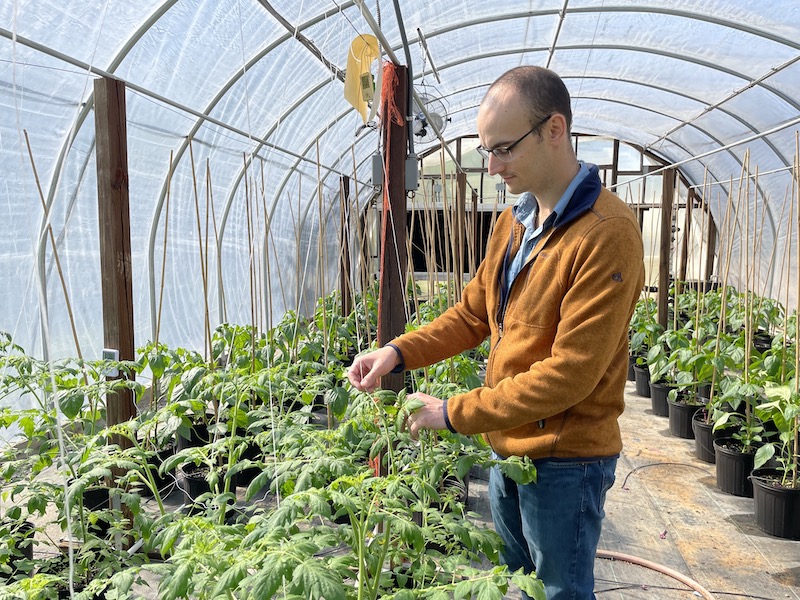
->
xmin=187 ymin=140 xmax=212 ymax=360
xmin=23 ymin=130 xmax=84 ymax=364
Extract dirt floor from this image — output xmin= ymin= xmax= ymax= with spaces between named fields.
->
xmin=469 ymin=378 xmax=800 ymax=599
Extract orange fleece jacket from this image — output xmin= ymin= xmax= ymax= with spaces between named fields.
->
xmin=391 ymin=188 xmax=645 ymax=460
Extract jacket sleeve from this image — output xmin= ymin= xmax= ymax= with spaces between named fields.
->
xmin=388 ymin=211 xmax=513 ymax=369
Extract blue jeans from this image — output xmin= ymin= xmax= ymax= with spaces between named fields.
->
xmin=488 ymin=456 xmax=617 ymax=600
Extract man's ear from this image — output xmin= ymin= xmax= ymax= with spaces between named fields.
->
xmin=547 ymin=113 xmax=569 ymax=142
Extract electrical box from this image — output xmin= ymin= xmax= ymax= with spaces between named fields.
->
xmin=371 ymin=153 xmax=383 ymax=189
xmin=405 ymin=155 xmax=419 ymax=191
xmin=102 ymin=348 xmax=119 ymax=378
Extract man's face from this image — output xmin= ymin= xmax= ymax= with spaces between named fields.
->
xmin=476 ymin=88 xmax=549 ymax=196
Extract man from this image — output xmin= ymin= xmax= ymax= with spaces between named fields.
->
xmin=347 ymin=66 xmax=644 ymax=600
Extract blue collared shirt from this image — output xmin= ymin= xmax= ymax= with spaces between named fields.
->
xmin=506 ymin=161 xmax=591 ymax=287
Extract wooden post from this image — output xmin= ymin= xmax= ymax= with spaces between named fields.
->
xmin=94 ymin=77 xmax=135 ymax=448
xmin=377 ymin=63 xmax=408 ymax=393
xmin=340 ymin=176 xmax=353 ymax=318
xmin=658 ymin=169 xmax=675 ymax=328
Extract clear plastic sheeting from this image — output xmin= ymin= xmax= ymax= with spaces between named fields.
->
xmin=0 ymin=0 xmax=799 ymax=369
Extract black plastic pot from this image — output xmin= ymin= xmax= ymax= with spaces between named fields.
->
xmin=139 ymin=442 xmax=176 ymax=497
xmin=1 ymin=519 xmax=35 ymax=582
xmin=233 ymin=440 xmax=263 ymax=487
xmin=692 ymin=410 xmax=727 ymax=464
xmin=667 ymin=398 xmax=700 ymax=439
xmin=179 ymin=464 xmax=236 ymax=513
xmin=176 ymin=421 xmax=211 ymax=452
xmin=750 ymin=468 xmax=800 ymax=540
xmin=627 ymin=354 xmax=636 ymax=381
xmin=82 ymin=486 xmax=111 ymax=538
xmin=633 ymin=364 xmax=650 ymax=397
xmin=714 ymin=437 xmax=756 ymax=497
xmin=648 ymin=380 xmax=673 ymax=417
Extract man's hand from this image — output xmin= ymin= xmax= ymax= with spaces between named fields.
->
xmin=347 ymin=346 xmax=400 ymax=392
xmin=405 ymin=391 xmax=446 ymax=440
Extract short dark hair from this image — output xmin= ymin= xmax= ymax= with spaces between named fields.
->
xmin=487 ymin=66 xmax=573 ymax=133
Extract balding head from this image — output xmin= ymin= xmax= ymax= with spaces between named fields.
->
xmin=483 ymin=66 xmax=573 ymax=134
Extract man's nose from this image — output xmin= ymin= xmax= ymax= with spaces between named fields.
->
xmin=487 ymin=154 xmax=505 ymax=176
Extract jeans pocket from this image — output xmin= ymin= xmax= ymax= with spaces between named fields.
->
xmin=596 ymin=458 xmax=617 ymax=515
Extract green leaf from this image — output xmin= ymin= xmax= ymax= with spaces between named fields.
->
xmin=247 ymin=562 xmax=286 ymax=599
xmin=210 ymin=563 xmax=248 ymax=598
xmin=149 ymin=353 xmax=166 ymax=378
xmin=454 ymin=579 xmax=475 ymax=599
xmin=474 ymin=579 xmax=504 ymax=600
xmin=754 ymin=443 xmax=775 ymax=470
xmin=161 ymin=561 xmax=192 ymax=600
xmin=110 ymin=570 xmax=136 ymax=595
xmin=290 ymin=558 xmax=346 ymax=600
xmin=456 ymin=455 xmax=476 ymax=480
xmin=512 ymin=572 xmax=546 ymax=600
xmin=325 ymin=386 xmax=349 ymax=418
xmin=245 ymin=470 xmax=273 ymax=501
xmin=58 ymin=389 xmax=85 ymax=419
xmin=498 ymin=456 xmax=537 ymax=485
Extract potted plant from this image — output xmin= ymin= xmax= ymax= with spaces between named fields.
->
xmin=629 ymin=297 xmax=662 ymax=397
xmin=750 ymin=381 xmax=800 ymax=539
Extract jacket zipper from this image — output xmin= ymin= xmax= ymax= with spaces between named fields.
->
xmin=494 ymin=261 xmax=545 ymax=430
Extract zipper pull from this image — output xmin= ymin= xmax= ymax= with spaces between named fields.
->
xmin=498 ymin=322 xmax=504 ymax=338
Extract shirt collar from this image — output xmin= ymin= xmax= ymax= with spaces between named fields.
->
xmin=512 ymin=161 xmax=592 ymax=233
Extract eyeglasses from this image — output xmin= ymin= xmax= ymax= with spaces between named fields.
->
xmin=476 ymin=113 xmax=553 ymax=162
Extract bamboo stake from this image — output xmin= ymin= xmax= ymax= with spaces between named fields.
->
xmin=407 ymin=200 xmax=421 ymax=323
xmin=315 ymin=140 xmax=329 ymax=365
xmin=259 ymin=160 xmax=272 ymax=333
xmin=709 ymin=174 xmax=739 ymax=410
xmin=156 ymin=151 xmax=173 ymax=346
xmin=24 ymin=130 xmax=83 ymax=363
xmin=347 ymin=146 xmax=367 ymax=350
xmin=187 ymin=140 xmax=212 ymax=360
xmin=793 ymin=132 xmax=799 ymax=489
xmin=204 ymin=160 xmax=212 ymax=334
xmin=242 ymin=155 xmax=256 ymax=373
xmin=780 ymin=192 xmax=792 ymax=384
xmin=742 ymin=151 xmax=753 ymax=429
xmin=420 ymin=178 xmax=436 ymax=295
xmin=252 ymin=168 xmax=263 ymax=333
xmin=439 ymin=152 xmax=453 ymax=307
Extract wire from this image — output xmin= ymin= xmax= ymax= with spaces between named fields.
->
xmin=597 ymin=577 xmax=779 ymax=600
xmin=619 ymin=461 xmax=711 ymax=490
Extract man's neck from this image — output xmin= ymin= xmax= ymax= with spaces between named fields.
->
xmin=536 ymin=159 xmax=581 ymax=216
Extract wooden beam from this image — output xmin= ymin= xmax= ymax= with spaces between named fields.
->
xmin=94 ymin=77 xmax=135 ymax=446
xmin=658 ymin=169 xmax=675 ymax=329
xmin=377 ymin=63 xmax=408 ymax=393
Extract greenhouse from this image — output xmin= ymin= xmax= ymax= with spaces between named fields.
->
xmin=1 ymin=0 xmax=799 ymax=598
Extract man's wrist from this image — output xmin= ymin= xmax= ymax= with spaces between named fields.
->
xmin=442 ymin=398 xmax=457 ymax=433
xmin=385 ymin=343 xmax=405 ymax=373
